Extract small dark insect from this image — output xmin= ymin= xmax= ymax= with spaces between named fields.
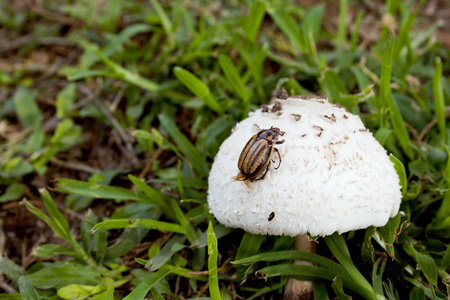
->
xmin=268 ymin=212 xmax=275 ymax=221
xmin=233 ymin=127 xmax=285 ymax=187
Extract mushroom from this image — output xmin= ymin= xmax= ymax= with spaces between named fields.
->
xmin=207 ymin=95 xmax=402 ymax=299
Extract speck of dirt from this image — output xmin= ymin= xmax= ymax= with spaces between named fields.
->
xmin=290 ymin=94 xmax=328 ymax=100
xmin=271 ymin=101 xmax=283 ymax=113
xmin=275 ymin=89 xmax=289 ymax=100
xmin=324 ymin=114 xmax=336 ymax=122
xmin=313 ymin=125 xmax=324 ymax=137
xmin=291 ymin=114 xmax=302 ymax=121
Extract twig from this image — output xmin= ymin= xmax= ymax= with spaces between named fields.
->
xmin=196 ymin=281 xmax=209 ymax=298
xmin=36 ymin=51 xmax=80 ymax=82
xmin=417 ymin=107 xmax=450 ymax=143
xmin=138 ymin=148 xmax=163 ymax=180
xmin=25 ymin=0 xmax=83 ymax=26
xmin=50 ymin=157 xmax=101 ymax=174
xmin=0 ymin=219 xmax=5 ymax=258
xmin=22 ymin=235 xmax=45 ymax=269
xmin=80 ymin=84 xmax=140 ymax=167
xmin=404 ymin=121 xmax=419 ymax=141
xmin=0 ymin=35 xmax=76 ymax=54
xmin=0 ymin=282 xmax=17 ymax=294
xmin=109 ymin=85 xmax=126 ymax=112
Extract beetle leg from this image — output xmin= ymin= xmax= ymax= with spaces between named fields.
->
xmin=255 ymin=162 xmax=271 ymax=181
xmin=233 ymin=172 xmax=247 ymax=182
xmin=276 ymin=139 xmax=285 ymax=145
xmin=274 ymin=148 xmax=282 ymax=169
xmin=244 ymin=179 xmax=252 ymax=188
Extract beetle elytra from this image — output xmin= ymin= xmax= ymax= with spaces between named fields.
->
xmin=233 ymin=127 xmax=285 ymax=187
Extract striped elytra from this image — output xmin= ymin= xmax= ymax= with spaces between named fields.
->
xmin=233 ymin=127 xmax=285 ymax=187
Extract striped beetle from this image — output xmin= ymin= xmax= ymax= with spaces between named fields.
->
xmin=233 ymin=127 xmax=285 ymax=187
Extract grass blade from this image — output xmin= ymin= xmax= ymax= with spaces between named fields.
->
xmin=387 ymin=91 xmax=414 ymax=159
xmin=27 ymin=264 xmax=101 ymax=289
xmin=171 ymin=199 xmax=197 ymax=243
xmin=32 ymin=244 xmax=79 ymax=258
xmin=350 ymin=12 xmax=364 ymax=52
xmin=39 ymin=189 xmax=71 ymax=238
xmin=378 ymin=37 xmax=394 ymax=117
xmin=371 ymin=257 xmax=387 ymax=295
xmin=377 ymin=213 xmax=401 ymax=258
xmin=247 ymin=280 xmax=286 ymax=300
xmin=128 ymin=174 xmax=163 ymax=206
xmin=146 ymin=235 xmax=186 ymax=270
xmin=158 ymin=113 xmax=209 ymax=177
xmin=218 ymin=54 xmax=249 ymax=103
xmin=409 ymin=288 xmax=426 ymax=300
xmin=320 ymin=69 xmax=350 ymax=108
xmin=23 ymin=199 xmax=63 ymax=239
xmin=150 ymin=288 xmax=165 ymax=300
xmin=173 ymin=66 xmax=223 ymax=114
xmin=413 ymin=250 xmax=438 ymax=286
xmin=331 ymin=277 xmax=352 ymax=299
xmin=207 ymin=222 xmax=221 ymax=299
xmin=268 ymin=6 xmax=303 ymax=53
xmin=177 ymin=160 xmax=185 ymax=199
xmin=91 ymin=219 xmax=186 ymax=234
xmin=323 ymin=234 xmax=377 ymax=299
xmin=244 ymin=1 xmax=266 ymax=43
xmin=24 ymin=190 xmax=93 ymax=265
xmin=192 ymin=224 xmax=233 ymax=248
xmin=160 ymin=264 xmax=207 ymax=280
xmin=0 ymin=183 xmax=25 ymax=203
xmin=55 ymin=83 xmax=76 ymax=118
xmin=303 ymin=6 xmax=324 ymax=44
xmin=380 ymin=37 xmax=414 ymax=158
xmin=56 ymin=179 xmax=142 ymax=202
xmin=103 ymin=24 xmax=152 ymax=57
xmin=374 ymin=127 xmax=392 ymax=146
xmin=65 ymin=69 xmax=110 ymax=81
xmin=257 ymin=264 xmax=339 ymax=282
xmin=13 ymin=87 xmax=41 ymax=127
xmin=258 ymin=264 xmax=371 ymax=298
xmin=0 ymin=257 xmax=25 ymax=282
xmin=18 ymin=276 xmax=41 ymax=300
xmin=442 ymin=243 xmax=450 ymax=270
xmin=394 ymin=2 xmax=422 ymax=62
xmin=233 ymin=250 xmax=346 ymax=275
xmin=337 ymin=0 xmax=348 ymax=53
xmin=96 ymin=51 xmax=159 ymax=92
xmin=433 ymin=57 xmax=446 ymax=142
xmin=390 ymin=155 xmax=407 ymax=195
xmin=56 ymin=283 xmax=106 ymax=300
xmin=234 ymin=233 xmax=266 ymax=279
xmin=149 ymin=0 xmax=173 ymax=37
xmin=122 ymin=269 xmax=171 ymax=300
xmin=235 ymin=233 xmax=266 ymax=261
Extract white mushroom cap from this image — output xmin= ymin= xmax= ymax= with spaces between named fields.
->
xmin=207 ymin=96 xmax=402 ymax=237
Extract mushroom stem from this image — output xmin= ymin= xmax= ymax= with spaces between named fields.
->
xmin=284 ymin=234 xmax=315 ymax=300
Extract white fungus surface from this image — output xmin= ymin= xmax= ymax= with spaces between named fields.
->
xmin=207 ymin=96 xmax=402 ymax=237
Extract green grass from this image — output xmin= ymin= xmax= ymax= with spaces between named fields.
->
xmin=0 ymin=0 xmax=449 ymax=299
